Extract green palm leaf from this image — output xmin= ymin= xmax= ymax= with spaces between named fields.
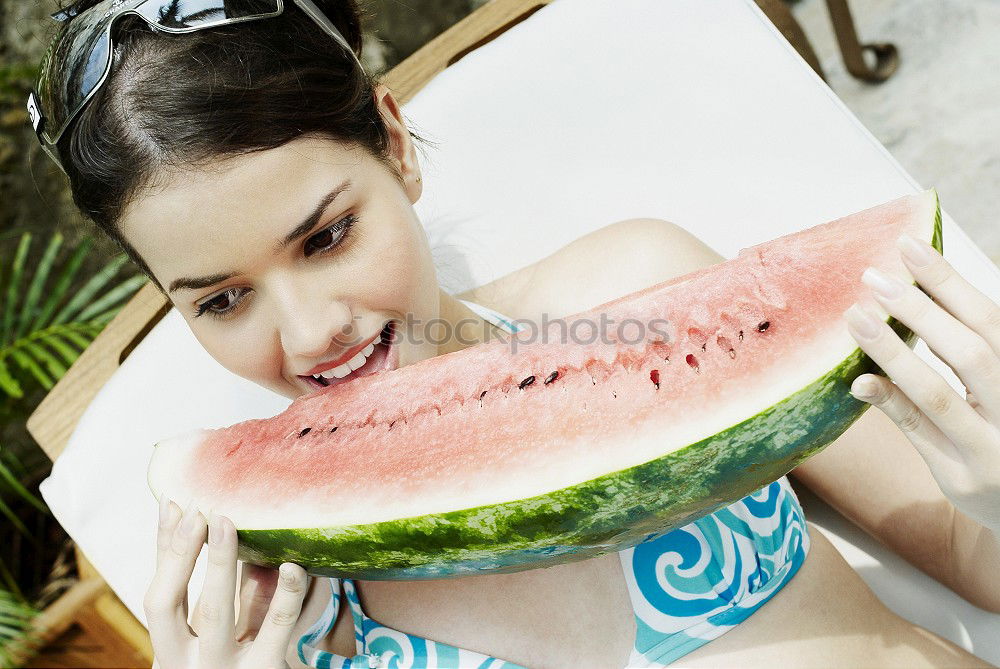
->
xmin=0 ymin=460 xmax=46 ymax=516
xmin=1 ymin=234 xmax=30 ymax=346
xmin=14 ymin=232 xmax=63 ymax=342
xmin=30 ymin=331 xmax=81 ymax=369
xmin=0 ymin=363 xmax=21 ymax=397
xmin=0 ymin=497 xmax=30 ymax=537
xmin=29 ymin=237 xmax=93 ymax=334
xmin=0 ymin=587 xmax=41 ymax=669
xmin=0 ymin=232 xmax=147 ymax=400
xmin=7 ymin=348 xmax=53 ymax=391
xmin=76 ymin=274 xmax=148 ymax=322
xmin=20 ymin=340 xmax=66 ymax=381
xmin=50 ymin=323 xmax=100 ymax=351
xmin=50 ymin=254 xmax=130 ymax=326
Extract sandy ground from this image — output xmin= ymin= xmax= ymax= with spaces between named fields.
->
xmin=791 ymin=0 xmax=1000 ymax=267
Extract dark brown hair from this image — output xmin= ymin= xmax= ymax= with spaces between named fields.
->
xmin=50 ymin=0 xmax=428 ymax=293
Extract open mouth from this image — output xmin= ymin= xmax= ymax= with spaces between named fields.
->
xmin=300 ymin=320 xmax=398 ymax=392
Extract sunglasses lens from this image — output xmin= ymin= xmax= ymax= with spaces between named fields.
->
xmin=34 ymin=0 xmax=281 ymax=147
xmin=132 ymin=0 xmax=280 ymax=28
xmin=35 ymin=3 xmax=116 ymax=145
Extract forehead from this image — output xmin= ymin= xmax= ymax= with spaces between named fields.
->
xmin=120 ymin=135 xmax=367 ymax=269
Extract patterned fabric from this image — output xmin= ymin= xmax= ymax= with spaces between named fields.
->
xmin=620 ymin=477 xmax=810 ymax=667
xmin=296 ymin=299 xmax=811 ymax=668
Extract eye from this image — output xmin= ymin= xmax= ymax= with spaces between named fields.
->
xmin=194 ymin=287 xmax=247 ymax=319
xmin=193 ymin=214 xmax=358 ymax=320
xmin=304 ymin=214 xmax=356 ymax=257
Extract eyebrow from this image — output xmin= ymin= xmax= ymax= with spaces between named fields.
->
xmin=168 ymin=179 xmax=353 ymax=294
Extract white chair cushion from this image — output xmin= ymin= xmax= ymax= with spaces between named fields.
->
xmin=39 ymin=0 xmax=1000 ymax=662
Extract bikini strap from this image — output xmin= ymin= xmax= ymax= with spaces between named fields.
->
xmin=341 ymin=578 xmax=369 ymax=650
xmin=296 ymin=577 xmax=353 ymax=665
xmin=457 ymin=297 xmax=523 ymax=334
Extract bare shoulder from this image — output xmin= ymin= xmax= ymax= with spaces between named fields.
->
xmin=459 ymin=218 xmax=728 ymax=321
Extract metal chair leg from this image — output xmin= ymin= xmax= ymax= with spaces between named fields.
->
xmin=754 ymin=0 xmax=827 ymax=81
xmin=825 ymin=0 xmax=899 ymax=82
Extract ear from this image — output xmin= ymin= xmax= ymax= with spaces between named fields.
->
xmin=374 ymin=83 xmax=422 ymax=203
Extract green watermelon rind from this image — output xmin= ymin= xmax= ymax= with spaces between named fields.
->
xmin=236 ymin=195 xmax=941 ymax=580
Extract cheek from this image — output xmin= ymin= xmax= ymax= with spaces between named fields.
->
xmin=188 ymin=319 xmax=276 ymax=385
xmin=359 ymin=219 xmax=434 ymax=308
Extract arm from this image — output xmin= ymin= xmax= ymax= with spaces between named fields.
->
xmin=789 ymin=407 xmax=1000 ymax=612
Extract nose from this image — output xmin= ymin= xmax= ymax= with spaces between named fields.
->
xmin=272 ymin=278 xmax=355 ymax=364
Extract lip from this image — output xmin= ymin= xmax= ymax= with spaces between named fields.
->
xmin=297 ymin=321 xmax=398 ymax=394
xmin=301 ymin=331 xmax=382 ymax=377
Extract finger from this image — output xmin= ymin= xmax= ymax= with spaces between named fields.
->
xmin=196 ymin=513 xmax=239 ymax=663
xmin=897 ymin=233 xmax=1000 ymax=359
xmin=147 ymin=496 xmax=188 ymax=667
xmin=156 ymin=496 xmax=182 ymax=570
xmin=249 ymin=563 xmax=309 ymax=666
xmin=844 ymin=302 xmax=991 ymax=461
xmin=967 ymin=390 xmax=991 ymax=421
xmin=862 ymin=259 xmax=1000 ymax=424
xmin=148 ymin=503 xmax=205 ymax=638
xmin=850 ymin=374 xmax=963 ymax=476
xmin=235 ymin=563 xmax=280 ymax=642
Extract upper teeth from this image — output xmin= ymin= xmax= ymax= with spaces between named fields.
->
xmin=315 ymin=342 xmax=376 ymax=380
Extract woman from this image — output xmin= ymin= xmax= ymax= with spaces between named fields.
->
xmin=27 ymin=0 xmax=1000 ymax=667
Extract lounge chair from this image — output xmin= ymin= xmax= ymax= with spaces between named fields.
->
xmin=26 ymin=0 xmax=997 ymax=664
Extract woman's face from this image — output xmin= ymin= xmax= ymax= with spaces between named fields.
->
xmin=119 ymin=87 xmax=466 ymax=400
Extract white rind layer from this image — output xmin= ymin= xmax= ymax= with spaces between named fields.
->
xmin=147 ymin=191 xmax=937 ymax=531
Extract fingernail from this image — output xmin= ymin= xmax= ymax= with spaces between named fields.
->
xmin=161 ymin=498 xmax=181 ymax=527
xmin=844 ymin=304 xmax=882 ymax=339
xmin=862 ymin=267 xmax=905 ymax=299
xmin=899 ymin=233 xmax=936 ymax=267
xmin=208 ymin=512 xmax=224 ymax=545
xmin=181 ymin=504 xmax=204 ymax=535
xmin=851 ymin=376 xmax=879 ymax=399
xmin=279 ymin=563 xmax=295 ymax=584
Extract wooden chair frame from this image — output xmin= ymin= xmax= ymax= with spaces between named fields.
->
xmin=24 ymin=0 xmax=888 ymax=663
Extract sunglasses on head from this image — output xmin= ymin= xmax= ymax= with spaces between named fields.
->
xmin=27 ymin=0 xmax=364 ymax=175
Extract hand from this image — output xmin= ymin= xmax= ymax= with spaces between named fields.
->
xmin=145 ymin=496 xmax=310 ymax=669
xmin=843 ymin=232 xmax=1000 ymax=534
xmin=235 ymin=563 xmax=284 ymax=642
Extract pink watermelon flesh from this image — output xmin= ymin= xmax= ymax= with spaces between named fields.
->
xmin=148 ymin=190 xmax=941 ymax=578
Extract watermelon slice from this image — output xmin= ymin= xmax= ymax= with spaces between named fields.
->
xmin=148 ymin=190 xmax=942 ymax=580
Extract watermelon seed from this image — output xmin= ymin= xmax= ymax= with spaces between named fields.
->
xmin=298 ymin=427 xmax=311 ymax=437
xmin=544 ymin=370 xmax=559 ymax=385
xmin=519 ymin=375 xmax=535 ymax=389
xmin=389 ymin=420 xmax=395 ymax=430
xmin=480 ymin=390 xmax=488 ymax=399
xmin=686 ymin=353 xmax=699 ymax=372
xmin=650 ymin=369 xmax=660 ymax=389
xmin=329 ymin=426 xmax=337 ymax=433
xmin=738 ymin=330 xmax=744 ymax=341
xmin=612 ymin=391 xmax=617 ymax=398
xmin=729 ymin=349 xmax=736 ymax=359
xmin=701 ymin=342 xmax=706 ymax=352
xmin=757 ymin=321 xmax=770 ymax=332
